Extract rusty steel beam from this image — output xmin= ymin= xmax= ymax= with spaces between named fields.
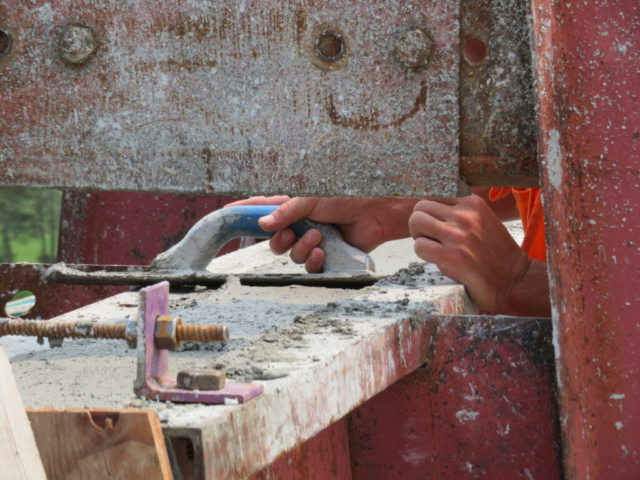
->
xmin=0 ymin=0 xmax=537 ymax=197
xmin=532 ymin=0 xmax=640 ymax=478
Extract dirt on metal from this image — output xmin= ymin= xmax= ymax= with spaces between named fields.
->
xmin=0 ymin=0 xmax=461 ymax=197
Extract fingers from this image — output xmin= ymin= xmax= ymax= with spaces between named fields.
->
xmin=269 ymin=228 xmax=325 ymax=273
xmin=413 ymin=199 xmax=456 ymax=221
xmin=224 ymin=196 xmax=291 ymax=208
xmin=290 ymin=229 xmax=322 ymax=264
xmin=408 ymin=211 xmax=447 ymax=242
xmin=417 ymin=197 xmax=459 ymax=207
xmin=413 ymin=236 xmax=444 ymax=265
xmin=269 ymin=229 xmax=296 ymax=255
xmin=259 ymin=197 xmax=320 ymax=232
xmin=305 ymin=248 xmax=325 ymax=274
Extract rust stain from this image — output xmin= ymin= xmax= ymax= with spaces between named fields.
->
xmin=325 ymin=81 xmax=428 ymax=131
xmin=133 ymin=59 xmax=218 ymax=73
xmin=295 ymin=9 xmax=307 ymax=52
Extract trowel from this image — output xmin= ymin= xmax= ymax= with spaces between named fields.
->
xmin=43 ymin=206 xmax=380 ymax=288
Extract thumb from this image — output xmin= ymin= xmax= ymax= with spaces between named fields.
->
xmin=259 ymin=197 xmax=320 ymax=232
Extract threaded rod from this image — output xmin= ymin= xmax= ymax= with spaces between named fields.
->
xmin=0 ymin=318 xmax=228 ymax=342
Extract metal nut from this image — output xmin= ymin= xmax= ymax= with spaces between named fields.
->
xmin=395 ymin=28 xmax=433 ymax=68
xmin=177 ymin=369 xmax=226 ymax=391
xmin=59 ymin=25 xmax=96 ymax=65
xmin=125 ymin=318 xmax=137 ymax=349
xmin=154 ymin=315 xmax=182 ymax=351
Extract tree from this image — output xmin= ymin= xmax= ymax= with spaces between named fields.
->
xmin=0 ymin=189 xmax=62 ymax=263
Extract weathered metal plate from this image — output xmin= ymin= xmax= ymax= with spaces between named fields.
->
xmin=0 ymin=0 xmax=461 ymax=197
xmin=459 ymin=0 xmax=538 ymax=187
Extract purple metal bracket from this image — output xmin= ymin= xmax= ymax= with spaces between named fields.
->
xmin=134 ymin=281 xmax=264 ymax=404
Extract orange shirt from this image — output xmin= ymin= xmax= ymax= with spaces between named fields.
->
xmin=489 ymin=188 xmax=546 ymax=262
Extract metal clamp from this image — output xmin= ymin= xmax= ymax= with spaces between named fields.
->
xmin=134 ymin=281 xmax=263 ymax=404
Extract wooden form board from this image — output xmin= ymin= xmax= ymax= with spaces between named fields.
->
xmin=0 ymin=346 xmax=47 ymax=480
xmin=26 ymin=409 xmax=174 ymax=480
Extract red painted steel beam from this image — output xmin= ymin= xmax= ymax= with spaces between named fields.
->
xmin=58 ymin=191 xmax=242 ymax=266
xmin=250 ymin=421 xmax=353 ymax=480
xmin=348 ymin=316 xmax=562 ymax=479
xmin=532 ymin=0 xmax=640 ymax=477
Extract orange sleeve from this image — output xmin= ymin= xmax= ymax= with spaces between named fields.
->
xmin=489 ymin=187 xmax=547 ymax=262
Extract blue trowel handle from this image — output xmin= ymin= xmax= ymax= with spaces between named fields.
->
xmin=150 ymin=206 xmax=375 ymax=273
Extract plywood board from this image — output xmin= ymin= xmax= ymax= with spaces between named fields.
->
xmin=26 ymin=409 xmax=173 ymax=480
xmin=0 ymin=346 xmax=47 ymax=480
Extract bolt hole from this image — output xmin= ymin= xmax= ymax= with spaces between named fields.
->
xmin=0 ymin=29 xmax=12 ymax=58
xmin=5 ymin=290 xmax=36 ymax=318
xmin=463 ymin=37 xmax=488 ymax=65
xmin=316 ymin=30 xmax=344 ymax=62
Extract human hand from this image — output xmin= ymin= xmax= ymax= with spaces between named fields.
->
xmin=409 ymin=195 xmax=533 ymax=314
xmin=226 ymin=196 xmax=417 ymax=273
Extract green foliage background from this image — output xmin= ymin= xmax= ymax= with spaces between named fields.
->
xmin=0 ymin=189 xmax=63 ymax=263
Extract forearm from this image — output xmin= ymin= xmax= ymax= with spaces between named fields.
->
xmin=371 ymin=197 xmax=422 ymax=243
xmin=499 ymin=259 xmax=551 ymax=317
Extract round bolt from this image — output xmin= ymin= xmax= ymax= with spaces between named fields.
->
xmin=59 ymin=25 xmax=96 ymax=65
xmin=316 ymin=30 xmax=344 ymax=63
xmin=125 ymin=318 xmax=137 ymax=349
xmin=0 ymin=29 xmax=12 ymax=58
xmin=395 ymin=28 xmax=433 ymax=68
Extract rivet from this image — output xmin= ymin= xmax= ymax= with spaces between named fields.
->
xmin=59 ymin=24 xmax=96 ymax=65
xmin=0 ymin=29 xmax=12 ymax=58
xmin=395 ymin=28 xmax=433 ymax=68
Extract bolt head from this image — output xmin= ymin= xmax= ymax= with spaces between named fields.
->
xmin=396 ymin=28 xmax=433 ymax=68
xmin=59 ymin=25 xmax=96 ymax=65
xmin=154 ymin=315 xmax=182 ymax=351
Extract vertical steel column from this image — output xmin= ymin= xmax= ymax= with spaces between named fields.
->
xmin=532 ymin=1 xmax=640 ymax=477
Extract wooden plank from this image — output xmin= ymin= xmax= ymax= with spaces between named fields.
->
xmin=0 ymin=346 xmax=47 ymax=480
xmin=26 ymin=409 xmax=174 ymax=480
